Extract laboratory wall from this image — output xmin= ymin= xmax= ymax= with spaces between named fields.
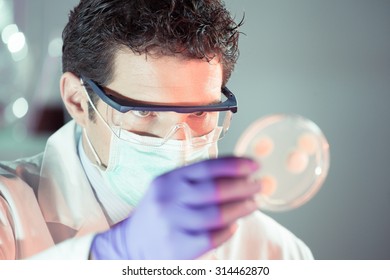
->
xmin=0 ymin=0 xmax=389 ymax=259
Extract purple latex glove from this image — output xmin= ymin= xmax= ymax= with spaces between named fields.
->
xmin=90 ymin=156 xmax=261 ymax=260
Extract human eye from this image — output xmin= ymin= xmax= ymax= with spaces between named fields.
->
xmin=131 ymin=110 xmax=153 ymax=118
xmin=191 ymin=111 xmax=207 ymax=117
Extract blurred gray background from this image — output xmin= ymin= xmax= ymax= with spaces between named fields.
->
xmin=0 ymin=0 xmax=389 ymax=259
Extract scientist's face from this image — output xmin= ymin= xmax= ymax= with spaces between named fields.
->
xmin=81 ymin=49 xmax=224 ymax=166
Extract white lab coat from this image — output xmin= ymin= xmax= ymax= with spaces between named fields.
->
xmin=0 ymin=121 xmax=313 ymax=260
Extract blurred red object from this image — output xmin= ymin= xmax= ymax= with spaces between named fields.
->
xmin=27 ymin=104 xmax=67 ymax=135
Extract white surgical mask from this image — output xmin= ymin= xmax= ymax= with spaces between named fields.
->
xmin=84 ymin=127 xmax=219 ymax=206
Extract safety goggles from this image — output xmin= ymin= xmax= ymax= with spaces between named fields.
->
xmin=81 ymin=76 xmax=238 ymax=147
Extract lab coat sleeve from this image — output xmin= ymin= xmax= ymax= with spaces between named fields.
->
xmin=0 ymin=195 xmax=16 ymax=259
xmin=0 ymin=170 xmax=96 ymax=260
xmin=0 ymin=173 xmax=57 ymax=259
xmin=28 ymin=233 xmax=96 ymax=260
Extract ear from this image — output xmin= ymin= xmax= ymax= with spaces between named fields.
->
xmin=60 ymin=72 xmax=89 ymax=127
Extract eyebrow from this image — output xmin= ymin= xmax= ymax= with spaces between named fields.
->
xmin=102 ymin=86 xmax=223 ymax=107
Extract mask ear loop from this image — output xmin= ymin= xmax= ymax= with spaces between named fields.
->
xmin=83 ymin=127 xmax=106 ymax=169
xmin=80 ymin=78 xmax=111 ymax=169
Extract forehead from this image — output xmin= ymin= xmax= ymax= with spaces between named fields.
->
xmin=106 ymin=49 xmax=224 ymax=106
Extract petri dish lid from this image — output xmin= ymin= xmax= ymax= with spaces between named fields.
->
xmin=234 ymin=114 xmax=330 ymax=212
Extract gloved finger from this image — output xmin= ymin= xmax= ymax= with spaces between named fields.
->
xmin=178 ymin=156 xmax=260 ymax=181
xmin=169 ymin=197 xmax=257 ymax=231
xmin=178 ymin=177 xmax=262 ymax=206
xmin=209 ymin=222 xmax=239 ymax=249
xmin=150 ymin=157 xmax=260 ymax=203
xmin=213 ymin=198 xmax=258 ymax=228
xmin=166 ymin=223 xmax=238 ymax=260
xmin=176 ymin=222 xmax=240 ymax=259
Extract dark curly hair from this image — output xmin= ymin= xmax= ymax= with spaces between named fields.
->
xmin=62 ymin=0 xmax=242 ymax=118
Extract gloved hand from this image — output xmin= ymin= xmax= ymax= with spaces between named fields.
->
xmin=90 ymin=156 xmax=261 ymax=260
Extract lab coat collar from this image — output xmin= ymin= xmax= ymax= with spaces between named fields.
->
xmin=37 ymin=120 xmax=110 ymax=236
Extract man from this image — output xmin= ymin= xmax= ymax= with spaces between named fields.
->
xmin=0 ymin=0 xmax=313 ymax=259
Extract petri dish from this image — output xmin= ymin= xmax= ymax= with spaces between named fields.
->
xmin=234 ymin=114 xmax=330 ymax=212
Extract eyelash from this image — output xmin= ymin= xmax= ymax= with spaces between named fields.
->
xmin=132 ymin=111 xmax=153 ymax=118
xmin=131 ymin=111 xmax=207 ymax=118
